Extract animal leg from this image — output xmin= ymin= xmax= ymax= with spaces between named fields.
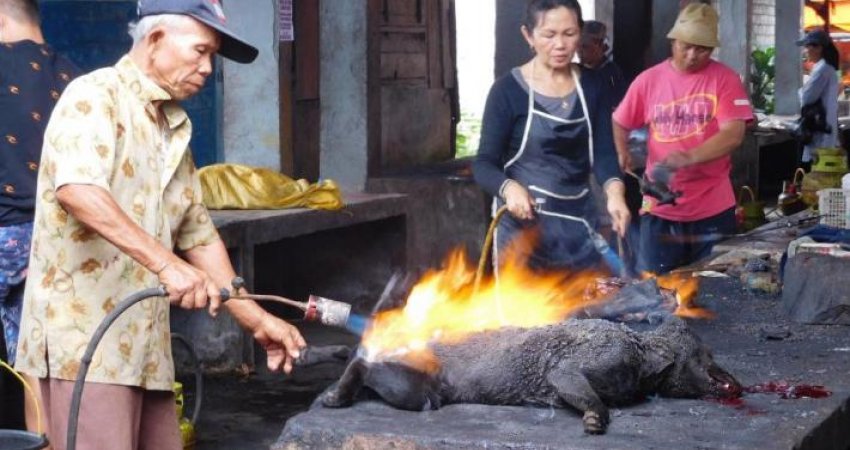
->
xmin=321 ymin=357 xmax=367 ymax=408
xmin=294 ymin=345 xmax=352 ymax=367
xmin=546 ymin=368 xmax=610 ymax=435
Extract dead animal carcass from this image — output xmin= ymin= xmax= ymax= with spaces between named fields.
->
xmin=321 ymin=317 xmax=742 ymax=434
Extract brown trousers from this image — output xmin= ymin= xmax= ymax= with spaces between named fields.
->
xmin=39 ymin=378 xmax=181 ymax=450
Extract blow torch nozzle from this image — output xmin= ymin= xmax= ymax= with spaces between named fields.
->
xmin=222 ymin=277 xmax=353 ymax=328
xmin=305 ymin=295 xmax=353 ymax=328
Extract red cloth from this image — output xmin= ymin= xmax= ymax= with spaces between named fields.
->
xmin=614 ymin=60 xmax=754 ymax=221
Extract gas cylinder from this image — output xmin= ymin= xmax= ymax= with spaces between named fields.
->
xmin=801 ymin=147 xmax=848 ymax=206
xmin=174 ymin=382 xmax=196 ymax=450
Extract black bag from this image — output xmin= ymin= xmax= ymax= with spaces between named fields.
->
xmin=793 ymin=99 xmax=832 ymax=145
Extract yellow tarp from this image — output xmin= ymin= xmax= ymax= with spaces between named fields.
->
xmin=199 ymin=164 xmax=344 ymax=210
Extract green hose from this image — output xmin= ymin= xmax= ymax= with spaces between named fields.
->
xmin=473 ymin=205 xmax=508 ymax=293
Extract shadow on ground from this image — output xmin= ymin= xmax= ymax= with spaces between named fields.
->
xmin=186 ymin=322 xmax=356 ymax=450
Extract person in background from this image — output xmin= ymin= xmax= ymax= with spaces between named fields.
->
xmin=612 ymin=3 xmax=753 ymax=275
xmin=472 ymin=0 xmax=630 ymax=274
xmin=0 ymin=0 xmax=79 ymax=438
xmin=578 ymin=20 xmax=627 ymax=106
xmin=578 ymin=19 xmax=637 ymax=271
xmin=14 ymin=0 xmax=306 ymax=448
xmin=797 ymin=28 xmax=839 ymax=173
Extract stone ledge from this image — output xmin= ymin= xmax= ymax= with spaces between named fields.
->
xmin=274 ymin=277 xmax=850 ymax=450
xmin=210 ymin=191 xmax=408 ymax=247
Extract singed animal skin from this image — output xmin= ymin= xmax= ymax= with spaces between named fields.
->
xmin=321 ymin=317 xmax=742 ymax=434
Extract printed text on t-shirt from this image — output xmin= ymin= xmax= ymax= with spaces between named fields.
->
xmin=651 ymin=93 xmax=717 ymax=143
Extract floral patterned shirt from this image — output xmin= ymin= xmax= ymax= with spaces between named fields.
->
xmin=15 ymin=56 xmax=220 ymax=390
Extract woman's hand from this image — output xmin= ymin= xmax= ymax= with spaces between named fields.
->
xmin=604 ymin=181 xmax=631 ymax=238
xmin=503 ymin=180 xmax=536 ymax=220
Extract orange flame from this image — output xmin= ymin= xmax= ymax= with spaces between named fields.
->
xmin=362 ymin=249 xmax=607 ymax=362
xmin=655 ymin=271 xmax=712 ymax=319
xmin=362 ymin=241 xmax=708 ymax=368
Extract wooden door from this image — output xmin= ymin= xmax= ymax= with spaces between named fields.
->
xmin=280 ymin=0 xmax=321 ymax=180
xmin=379 ymin=0 xmax=458 ymax=170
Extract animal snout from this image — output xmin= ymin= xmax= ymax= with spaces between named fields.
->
xmin=708 ymin=366 xmax=742 ymax=398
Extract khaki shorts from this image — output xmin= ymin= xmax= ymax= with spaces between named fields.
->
xmin=39 ymin=378 xmax=181 ymax=450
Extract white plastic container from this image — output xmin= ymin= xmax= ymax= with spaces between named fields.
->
xmin=843 ymin=174 xmax=850 ymax=226
xmin=818 ymin=188 xmax=850 ymax=228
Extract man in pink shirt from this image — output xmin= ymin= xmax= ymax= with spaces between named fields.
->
xmin=612 ymin=3 xmax=753 ymax=274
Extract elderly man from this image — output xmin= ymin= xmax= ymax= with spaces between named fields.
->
xmin=578 ymin=20 xmax=627 ymax=106
xmin=612 ymin=3 xmax=753 ymax=274
xmin=0 ymin=0 xmax=79 ymax=434
xmin=15 ymin=0 xmax=306 ymax=448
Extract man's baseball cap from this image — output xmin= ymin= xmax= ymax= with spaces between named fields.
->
xmin=796 ymin=29 xmax=831 ymax=47
xmin=666 ymin=3 xmax=720 ymax=48
xmin=138 ymin=0 xmax=258 ymax=63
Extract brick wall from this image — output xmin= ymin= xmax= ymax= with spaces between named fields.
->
xmin=751 ymin=0 xmax=776 ymax=50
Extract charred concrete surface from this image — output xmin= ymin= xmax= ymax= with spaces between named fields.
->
xmin=188 ymin=322 xmax=356 ymax=450
xmin=782 ymin=253 xmax=850 ymax=325
xmin=273 ymin=276 xmax=850 ymax=450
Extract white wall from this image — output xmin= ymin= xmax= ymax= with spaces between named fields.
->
xmin=751 ymin=0 xmax=776 ymax=50
xmin=456 ymin=0 xmax=496 ymax=119
xmin=319 ymin=1 xmax=370 ymax=190
xmin=222 ymin=0 xmax=281 ymax=170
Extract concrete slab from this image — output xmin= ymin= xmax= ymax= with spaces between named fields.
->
xmin=210 ymin=191 xmax=408 ymax=247
xmin=783 ymin=253 xmax=850 ymax=325
xmin=274 ymin=277 xmax=850 ymax=450
xmin=171 ymin=192 xmax=408 ymax=371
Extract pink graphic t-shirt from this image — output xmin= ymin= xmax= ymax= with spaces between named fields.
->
xmin=613 ymin=60 xmax=753 ymax=221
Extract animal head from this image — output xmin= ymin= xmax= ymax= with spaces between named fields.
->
xmin=366 ymin=361 xmax=442 ymax=411
xmin=645 ymin=317 xmax=742 ymax=399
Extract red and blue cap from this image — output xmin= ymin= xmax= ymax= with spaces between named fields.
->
xmin=138 ymin=0 xmax=258 ymax=63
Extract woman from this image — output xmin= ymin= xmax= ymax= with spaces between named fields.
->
xmin=472 ymin=0 xmax=629 ymax=273
xmin=797 ymin=28 xmax=839 ymax=172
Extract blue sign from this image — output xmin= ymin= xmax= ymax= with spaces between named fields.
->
xmin=41 ymin=1 xmax=220 ymax=167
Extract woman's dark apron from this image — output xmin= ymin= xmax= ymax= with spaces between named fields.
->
xmin=493 ymin=66 xmax=600 ymax=274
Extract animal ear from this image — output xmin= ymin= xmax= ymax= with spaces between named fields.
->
xmin=642 ymin=341 xmax=675 ymax=379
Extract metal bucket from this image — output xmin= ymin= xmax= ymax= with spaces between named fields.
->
xmin=0 ymin=430 xmax=49 ymax=450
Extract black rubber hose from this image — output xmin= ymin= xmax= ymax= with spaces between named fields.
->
xmin=171 ymin=332 xmax=204 ymax=425
xmin=67 ymin=286 xmax=167 ymax=450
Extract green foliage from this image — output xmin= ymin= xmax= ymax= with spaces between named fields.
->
xmin=750 ymin=47 xmax=776 ymax=114
xmin=456 ymin=111 xmax=482 ymax=158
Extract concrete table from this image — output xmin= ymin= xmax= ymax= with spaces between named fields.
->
xmin=170 ymin=192 xmax=408 ymax=371
xmin=274 ymin=275 xmax=850 ymax=450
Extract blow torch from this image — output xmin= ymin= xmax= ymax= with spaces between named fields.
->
xmin=626 ymin=164 xmax=682 ymax=206
xmin=222 ymin=277 xmax=353 ymax=328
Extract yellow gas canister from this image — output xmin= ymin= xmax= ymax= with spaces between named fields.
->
xmin=179 ymin=417 xmax=196 ymax=450
xmin=801 ymin=147 xmax=848 ymax=206
xmin=174 ymin=382 xmax=196 ymax=450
